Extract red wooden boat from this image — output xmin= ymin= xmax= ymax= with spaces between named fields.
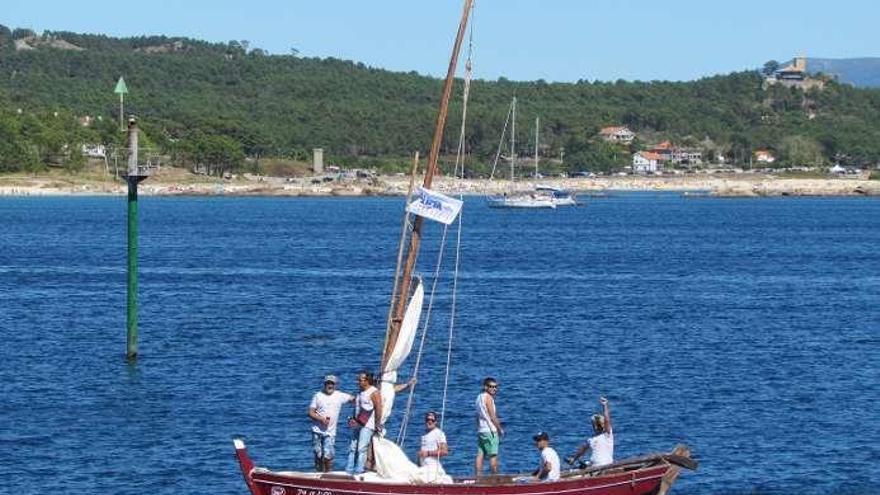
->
xmin=234 ymin=440 xmax=697 ymax=495
xmin=234 ymin=2 xmax=697 ymax=494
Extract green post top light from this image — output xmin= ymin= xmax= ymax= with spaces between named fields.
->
xmin=114 ymin=77 xmax=129 ymax=94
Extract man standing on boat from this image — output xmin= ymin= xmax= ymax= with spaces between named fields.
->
xmin=346 ymin=371 xmax=381 ymax=475
xmin=418 ymin=411 xmax=448 ymax=479
xmin=475 ymin=377 xmax=504 ymax=476
xmin=308 ymin=375 xmax=355 ymax=472
xmin=345 ymin=371 xmax=415 ymax=475
xmin=565 ymin=397 xmax=614 ymax=468
xmin=532 ymin=431 xmax=561 ymax=481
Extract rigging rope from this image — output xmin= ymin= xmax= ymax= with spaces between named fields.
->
xmin=397 ymin=224 xmax=450 ymax=445
xmin=489 ymin=99 xmax=514 ymax=181
xmin=397 ymin=0 xmax=475 ymax=445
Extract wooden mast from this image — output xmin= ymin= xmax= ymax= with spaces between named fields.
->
xmin=382 ymin=0 xmax=474 ymax=370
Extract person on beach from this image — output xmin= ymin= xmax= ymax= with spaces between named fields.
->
xmin=474 ymin=377 xmax=504 ymax=476
xmin=532 ymin=431 xmax=561 ymax=481
xmin=345 ymin=371 xmax=415 ymax=474
xmin=418 ymin=411 xmax=449 ymax=478
xmin=307 ymin=374 xmax=355 ymax=472
xmin=565 ymin=397 xmax=614 ymax=468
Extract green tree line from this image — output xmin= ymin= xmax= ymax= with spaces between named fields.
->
xmin=2 ymin=27 xmax=880 ymax=175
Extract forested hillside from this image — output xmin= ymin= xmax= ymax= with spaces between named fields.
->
xmin=2 ymin=27 xmax=880 ymax=175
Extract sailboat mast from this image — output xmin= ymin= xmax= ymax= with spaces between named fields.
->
xmin=534 ymin=116 xmax=539 ymax=178
xmin=510 ymin=97 xmax=516 ymax=181
xmin=382 ymin=0 xmax=474 ymax=370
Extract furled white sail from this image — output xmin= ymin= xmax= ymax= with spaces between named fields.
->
xmin=372 ymin=436 xmax=452 ymax=484
xmin=380 ymin=280 xmax=424 ymax=425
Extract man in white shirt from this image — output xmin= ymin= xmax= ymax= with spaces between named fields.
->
xmin=307 ymin=375 xmax=354 ymax=472
xmin=419 ymin=411 xmax=448 ymax=470
xmin=532 ymin=431 xmax=561 ymax=481
xmin=565 ymin=397 xmax=614 ymax=468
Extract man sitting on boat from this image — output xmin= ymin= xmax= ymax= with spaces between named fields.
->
xmin=531 ymin=431 xmax=561 ymax=481
xmin=565 ymin=397 xmax=614 ymax=468
xmin=307 ymin=374 xmax=355 ymax=472
xmin=418 ymin=411 xmax=448 ymax=481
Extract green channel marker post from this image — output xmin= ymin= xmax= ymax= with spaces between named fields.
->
xmin=125 ymin=116 xmax=150 ymax=361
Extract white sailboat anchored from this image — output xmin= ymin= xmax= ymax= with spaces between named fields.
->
xmin=487 ymin=98 xmax=556 ymax=209
xmin=487 ymin=103 xmax=577 ymax=208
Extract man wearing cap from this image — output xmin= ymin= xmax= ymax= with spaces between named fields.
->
xmin=565 ymin=397 xmax=614 ymax=468
xmin=532 ymin=431 xmax=561 ymax=481
xmin=307 ymin=374 xmax=355 ymax=472
xmin=418 ymin=411 xmax=448 ymax=479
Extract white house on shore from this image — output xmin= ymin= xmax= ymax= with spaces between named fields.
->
xmin=599 ymin=126 xmax=635 ymax=144
xmin=632 ymin=151 xmax=663 ymax=173
xmin=754 ymin=149 xmax=776 ymax=164
xmin=81 ymin=144 xmax=106 ymax=158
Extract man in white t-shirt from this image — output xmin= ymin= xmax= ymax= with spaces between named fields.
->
xmin=532 ymin=431 xmax=561 ymax=481
xmin=418 ymin=411 xmax=448 ymax=475
xmin=307 ymin=375 xmax=355 ymax=472
xmin=565 ymin=397 xmax=614 ymax=468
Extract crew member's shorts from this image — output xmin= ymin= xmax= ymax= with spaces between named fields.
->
xmin=477 ymin=432 xmax=499 ymax=457
xmin=312 ymin=432 xmax=336 ymax=460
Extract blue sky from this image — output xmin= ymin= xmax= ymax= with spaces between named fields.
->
xmin=4 ymin=0 xmax=878 ymax=82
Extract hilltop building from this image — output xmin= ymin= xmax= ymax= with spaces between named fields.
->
xmin=765 ymin=56 xmax=825 ymax=90
xmin=599 ymin=126 xmax=635 ymax=144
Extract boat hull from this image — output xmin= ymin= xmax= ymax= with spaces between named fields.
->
xmin=235 ymin=440 xmax=691 ymax=495
xmin=487 ymin=196 xmax=556 ymax=209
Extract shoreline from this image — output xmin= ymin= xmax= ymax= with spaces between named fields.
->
xmin=1 ymin=173 xmax=878 ymax=198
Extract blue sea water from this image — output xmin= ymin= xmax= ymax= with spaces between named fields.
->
xmin=0 ymin=194 xmax=878 ymax=495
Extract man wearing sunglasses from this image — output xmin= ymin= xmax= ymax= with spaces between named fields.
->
xmin=418 ymin=411 xmax=448 ymax=479
xmin=475 ymin=377 xmax=504 ymax=476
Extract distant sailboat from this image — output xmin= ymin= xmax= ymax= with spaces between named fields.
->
xmin=487 ymin=98 xmax=556 ymax=209
xmin=532 ymin=116 xmax=578 ymax=207
xmin=487 ymin=104 xmax=577 ymax=208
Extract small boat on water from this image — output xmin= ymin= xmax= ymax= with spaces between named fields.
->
xmin=234 ymin=440 xmax=697 ymax=495
xmin=486 ymin=99 xmax=556 ymax=209
xmin=485 ymin=108 xmax=576 ymax=209
xmin=234 ymin=3 xmax=696 ymax=494
xmin=535 ymin=185 xmax=578 ymax=207
xmin=487 ymin=192 xmax=556 ymax=209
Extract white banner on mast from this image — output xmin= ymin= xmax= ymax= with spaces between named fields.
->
xmin=406 ymin=187 xmax=463 ymax=225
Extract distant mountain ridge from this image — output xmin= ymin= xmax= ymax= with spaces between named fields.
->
xmin=807 ymin=57 xmax=880 ymax=88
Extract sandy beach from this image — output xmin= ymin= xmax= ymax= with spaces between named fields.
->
xmin=1 ymin=169 xmax=878 ymax=198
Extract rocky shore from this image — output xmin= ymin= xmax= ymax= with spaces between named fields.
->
xmin=1 ymin=171 xmax=878 ymax=198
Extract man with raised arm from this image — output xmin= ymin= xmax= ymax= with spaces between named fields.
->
xmin=566 ymin=397 xmax=614 ymax=468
